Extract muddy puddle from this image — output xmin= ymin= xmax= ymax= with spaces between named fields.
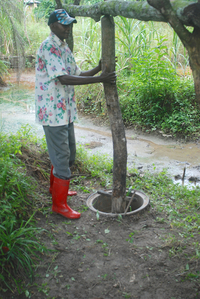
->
xmin=1 ymin=70 xmax=200 ymax=188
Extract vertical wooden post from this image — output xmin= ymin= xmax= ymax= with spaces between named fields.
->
xmin=101 ymin=15 xmax=127 ymax=213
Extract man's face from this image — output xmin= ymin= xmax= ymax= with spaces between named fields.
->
xmin=50 ymin=22 xmax=71 ymax=41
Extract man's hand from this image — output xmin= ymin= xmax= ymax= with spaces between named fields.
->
xmin=99 ymin=67 xmax=117 ymax=84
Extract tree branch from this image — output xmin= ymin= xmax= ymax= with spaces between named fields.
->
xmin=147 ymin=0 xmax=193 ymax=49
xmin=63 ymin=0 xmax=199 ymax=25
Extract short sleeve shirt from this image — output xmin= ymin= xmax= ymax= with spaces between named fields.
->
xmin=35 ymin=32 xmax=81 ymax=126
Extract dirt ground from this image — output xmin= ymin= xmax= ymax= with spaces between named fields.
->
xmin=1 ymin=145 xmax=200 ymax=299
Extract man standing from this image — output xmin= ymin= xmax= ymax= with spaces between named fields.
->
xmin=35 ymin=9 xmax=116 ymax=220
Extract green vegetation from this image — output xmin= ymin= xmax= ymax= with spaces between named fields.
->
xmin=127 ymin=167 xmax=200 ymax=282
xmin=0 ymin=0 xmax=25 ymax=82
xmin=76 ymin=145 xmax=113 ymax=183
xmin=34 ymin=0 xmax=56 ymax=21
xmin=0 ymin=0 xmax=25 ymax=56
xmin=128 ymin=168 xmax=200 ymax=233
xmin=0 ymin=131 xmax=47 ymax=293
xmin=118 ymin=38 xmax=197 ymax=137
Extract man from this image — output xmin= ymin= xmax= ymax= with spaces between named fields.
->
xmin=35 ymin=9 xmax=116 ymax=220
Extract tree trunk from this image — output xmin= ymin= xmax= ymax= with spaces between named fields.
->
xmin=101 ymin=15 xmax=127 ymax=213
xmin=187 ymin=28 xmax=200 ymax=108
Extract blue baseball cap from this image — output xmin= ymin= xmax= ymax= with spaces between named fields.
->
xmin=48 ymin=9 xmax=77 ymax=26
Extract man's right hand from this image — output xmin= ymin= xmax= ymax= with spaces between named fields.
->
xmin=99 ymin=67 xmax=117 ymax=85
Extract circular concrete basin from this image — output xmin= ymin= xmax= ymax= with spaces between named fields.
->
xmin=86 ymin=189 xmax=150 ymax=217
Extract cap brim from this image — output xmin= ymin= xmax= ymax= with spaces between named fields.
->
xmin=58 ymin=17 xmax=77 ymax=25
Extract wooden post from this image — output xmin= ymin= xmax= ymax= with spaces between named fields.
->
xmin=101 ymin=15 xmax=127 ymax=213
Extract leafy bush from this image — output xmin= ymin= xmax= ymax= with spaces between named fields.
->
xmin=117 ymin=38 xmax=199 ymax=137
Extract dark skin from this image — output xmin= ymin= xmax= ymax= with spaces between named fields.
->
xmin=49 ymin=22 xmax=117 ymax=86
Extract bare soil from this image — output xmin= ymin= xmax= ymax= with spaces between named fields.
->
xmin=0 ymin=144 xmax=200 ymax=299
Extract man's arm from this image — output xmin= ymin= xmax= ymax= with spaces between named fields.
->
xmin=79 ymin=65 xmax=101 ymax=77
xmin=79 ymin=60 xmax=101 ymax=77
xmin=58 ymin=67 xmax=116 ymax=86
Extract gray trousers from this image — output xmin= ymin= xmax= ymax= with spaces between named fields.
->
xmin=43 ymin=123 xmax=76 ymax=180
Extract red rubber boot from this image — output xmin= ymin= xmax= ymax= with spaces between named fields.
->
xmin=52 ymin=176 xmax=81 ymax=219
xmin=49 ymin=165 xmax=77 ymax=196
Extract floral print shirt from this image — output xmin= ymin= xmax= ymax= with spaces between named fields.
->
xmin=35 ymin=32 xmax=81 ymax=126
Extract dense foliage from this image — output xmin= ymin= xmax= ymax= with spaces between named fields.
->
xmin=118 ymin=40 xmax=198 ymax=137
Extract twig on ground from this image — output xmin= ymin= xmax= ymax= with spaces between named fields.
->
xmin=124 ymin=190 xmax=136 ymax=215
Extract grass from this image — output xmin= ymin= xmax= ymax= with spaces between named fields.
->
xmin=126 ymin=168 xmax=200 ymax=283
xmin=128 ymin=168 xmax=200 ymax=233
xmin=74 ymin=144 xmax=113 ymax=187
xmin=72 ymin=16 xmax=199 ymax=139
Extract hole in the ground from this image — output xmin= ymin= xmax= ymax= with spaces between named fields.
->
xmin=87 ymin=190 xmax=150 ymax=217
